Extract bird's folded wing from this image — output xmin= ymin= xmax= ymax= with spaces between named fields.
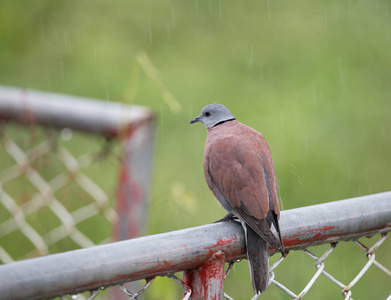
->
xmin=235 ymin=206 xmax=283 ymax=251
xmin=207 ymin=135 xmax=282 ymax=250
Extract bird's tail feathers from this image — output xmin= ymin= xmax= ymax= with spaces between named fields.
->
xmin=244 ymin=223 xmax=269 ymax=294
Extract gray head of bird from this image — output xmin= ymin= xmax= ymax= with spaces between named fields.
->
xmin=190 ymin=104 xmax=236 ymax=128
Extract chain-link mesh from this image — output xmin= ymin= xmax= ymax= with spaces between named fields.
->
xmin=0 ymin=86 xmax=156 ymax=300
xmin=0 ymin=126 xmax=390 ymax=299
xmin=0 ymin=124 xmax=119 ymax=263
xmin=0 ymin=91 xmax=389 ymax=299
xmin=267 ymin=233 xmax=390 ymax=300
xmin=49 ymin=233 xmax=390 ymax=300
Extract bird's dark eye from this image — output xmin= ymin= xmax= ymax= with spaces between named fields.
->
xmin=205 ymin=112 xmax=210 ymax=117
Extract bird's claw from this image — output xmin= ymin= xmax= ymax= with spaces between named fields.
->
xmin=213 ymin=213 xmax=238 ymax=223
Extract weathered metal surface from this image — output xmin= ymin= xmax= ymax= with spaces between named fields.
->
xmin=111 ymin=107 xmax=155 ymax=300
xmin=0 ymin=85 xmax=154 ymax=138
xmin=114 ymin=118 xmax=155 ymax=241
xmin=279 ymin=192 xmax=391 ymax=251
xmin=0 ymin=86 xmax=156 ymax=300
xmin=183 ymin=251 xmax=226 ymax=300
xmin=0 ymin=192 xmax=390 ymax=299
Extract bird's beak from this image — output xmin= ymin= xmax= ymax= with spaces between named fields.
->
xmin=190 ymin=115 xmax=201 ymax=124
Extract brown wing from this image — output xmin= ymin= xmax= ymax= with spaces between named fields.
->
xmin=206 ymin=133 xmax=282 ymax=251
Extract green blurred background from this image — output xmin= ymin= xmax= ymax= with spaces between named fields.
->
xmin=1 ymin=1 xmax=390 ymax=299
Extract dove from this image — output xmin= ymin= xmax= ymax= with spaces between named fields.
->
xmin=190 ymin=104 xmax=284 ymax=293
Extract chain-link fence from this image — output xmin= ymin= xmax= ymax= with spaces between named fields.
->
xmin=0 ymin=86 xmax=155 ymax=299
xmin=0 ymin=191 xmax=390 ymax=300
xmin=0 ymin=125 xmax=121 ymax=261
xmin=0 ymin=86 xmax=390 ymax=300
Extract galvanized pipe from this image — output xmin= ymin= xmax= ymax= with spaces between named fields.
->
xmin=0 ymin=86 xmax=156 ymax=299
xmin=0 ymin=86 xmax=153 ymax=137
xmin=0 ymin=192 xmax=390 ymax=299
xmin=0 ymin=84 xmax=156 ymax=243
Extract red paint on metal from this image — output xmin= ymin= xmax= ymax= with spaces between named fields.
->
xmin=105 ymin=114 xmax=155 ymax=139
xmin=203 ymin=238 xmax=244 ymax=261
xmin=274 ymin=225 xmax=337 ymax=251
xmin=183 ymin=251 xmax=226 ymax=300
xmin=115 ymin=164 xmax=141 ymax=240
xmin=114 ymin=124 xmax=144 ymax=241
xmin=204 ymin=238 xmax=236 ymax=250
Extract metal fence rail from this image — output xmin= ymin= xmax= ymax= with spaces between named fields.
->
xmin=0 ymin=86 xmax=152 ymax=137
xmin=0 ymin=86 xmax=390 ymax=300
xmin=0 ymin=86 xmax=155 ymax=259
xmin=0 ymin=192 xmax=390 ymax=300
xmin=0 ymin=86 xmax=155 ymax=300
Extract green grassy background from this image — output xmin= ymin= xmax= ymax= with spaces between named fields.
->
xmin=1 ymin=1 xmax=390 ymax=299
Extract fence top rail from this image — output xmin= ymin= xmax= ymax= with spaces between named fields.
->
xmin=0 ymin=86 xmax=154 ymax=138
xmin=0 ymin=191 xmax=390 ymax=300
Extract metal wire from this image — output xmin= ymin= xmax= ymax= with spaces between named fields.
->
xmin=0 ymin=126 xmax=118 ymax=263
xmin=0 ymin=126 xmax=390 ymax=299
xmin=119 ymin=278 xmax=155 ymax=299
xmin=269 ymin=234 xmax=390 ymax=300
xmin=167 ymin=274 xmax=192 ymax=300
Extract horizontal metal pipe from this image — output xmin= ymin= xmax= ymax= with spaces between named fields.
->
xmin=0 ymin=192 xmax=390 ymax=299
xmin=0 ymin=86 xmax=154 ymax=138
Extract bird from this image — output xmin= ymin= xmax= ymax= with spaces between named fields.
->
xmin=190 ymin=104 xmax=284 ymax=294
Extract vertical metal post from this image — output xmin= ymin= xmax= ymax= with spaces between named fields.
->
xmin=114 ymin=117 xmax=155 ymax=241
xmin=183 ymin=250 xmax=226 ymax=300
xmin=112 ymin=117 xmax=155 ymax=299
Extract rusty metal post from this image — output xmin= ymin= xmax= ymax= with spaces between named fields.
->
xmin=0 ymin=86 xmax=156 ymax=300
xmin=0 ymin=191 xmax=390 ymax=299
xmin=183 ymin=250 xmax=227 ymax=300
xmin=0 ymin=86 xmax=156 ymax=241
xmin=111 ymin=116 xmax=155 ymax=300
xmin=114 ymin=117 xmax=155 ymax=241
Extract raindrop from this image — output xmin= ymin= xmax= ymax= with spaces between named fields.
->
xmin=70 ymin=294 xmax=77 ymax=299
xmin=166 ymin=23 xmax=171 ymax=40
xmin=52 ymin=23 xmax=60 ymax=42
xmin=279 ymin=193 xmax=284 ymax=211
xmin=268 ymin=0 xmax=271 ymax=20
xmin=170 ymin=5 xmax=176 ymax=29
xmin=289 ymin=163 xmax=305 ymax=187
xmin=100 ymin=286 xmax=106 ymax=290
xmin=304 ymin=133 xmax=309 ymax=154
xmin=61 ymin=128 xmax=73 ymax=141
xmin=60 ymin=61 xmax=64 ymax=82
xmin=160 ymin=105 xmax=164 ymax=126
xmin=347 ymin=163 xmax=351 ymax=181
xmin=64 ymin=29 xmax=68 ymax=48
xmin=324 ymin=10 xmax=328 ymax=31
xmin=338 ymin=57 xmax=343 ymax=85
xmin=381 ymin=124 xmax=386 ymax=138
xmin=248 ymin=44 xmax=254 ymax=71
xmin=147 ymin=18 xmax=152 ymax=45
xmin=335 ymin=4 xmax=339 ymax=19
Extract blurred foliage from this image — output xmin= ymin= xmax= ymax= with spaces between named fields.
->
xmin=0 ymin=0 xmax=390 ymax=299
